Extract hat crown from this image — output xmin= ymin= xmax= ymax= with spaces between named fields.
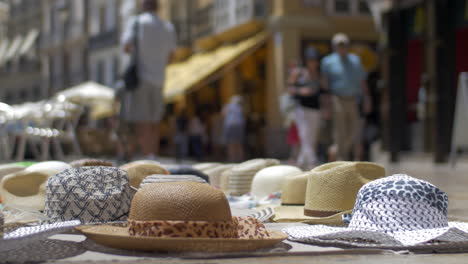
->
xmin=304 ymin=162 xmax=385 ymax=215
xmin=129 ymin=182 xmax=232 ymax=222
xmin=44 ymin=166 xmax=133 ymax=223
xmin=349 ymin=174 xmax=449 ymax=232
xmin=281 ymin=172 xmax=309 ymax=205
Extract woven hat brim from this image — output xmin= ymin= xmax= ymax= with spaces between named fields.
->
xmin=283 ymin=222 xmax=468 ymax=251
xmin=273 ymin=205 xmax=350 ymax=226
xmin=1 ymin=220 xmax=80 ymax=252
xmin=78 ymin=225 xmax=287 ymax=252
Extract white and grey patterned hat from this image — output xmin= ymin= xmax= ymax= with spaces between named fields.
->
xmin=283 ymin=174 xmax=468 ymax=251
xmin=44 ymin=167 xmax=135 ymax=224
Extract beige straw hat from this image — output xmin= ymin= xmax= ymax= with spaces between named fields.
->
xmin=70 ymin=159 xmax=114 ymax=168
xmin=0 ymin=164 xmax=25 ymax=182
xmin=203 ymin=164 xmax=235 ymax=188
xmin=250 ymin=165 xmax=302 ymax=199
xmin=78 ymin=182 xmax=286 ymax=252
xmin=0 ymin=161 xmax=72 ymax=211
xmin=120 ymin=160 xmax=169 ymax=188
xmin=226 ymin=159 xmax=280 ymax=195
xmin=273 ymin=162 xmax=385 ymax=225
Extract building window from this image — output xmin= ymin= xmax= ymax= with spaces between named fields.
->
xmin=328 ymin=0 xmax=371 ymax=16
xmin=97 ymin=61 xmax=104 ymax=84
xmin=302 ymin=0 xmax=321 ymax=7
xmin=334 ymin=0 xmax=350 ymax=13
xmin=33 ymin=85 xmax=41 ymax=100
xmin=112 ymin=56 xmax=120 ymax=84
xmin=358 ymin=0 xmax=370 ymax=14
xmin=99 ymin=4 xmax=107 ymax=33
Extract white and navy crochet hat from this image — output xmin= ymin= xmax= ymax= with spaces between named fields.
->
xmin=283 ymin=174 xmax=468 ymax=251
xmin=44 ymin=167 xmax=135 ymax=224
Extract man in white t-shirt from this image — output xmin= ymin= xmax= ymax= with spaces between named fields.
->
xmin=121 ymin=0 xmax=176 ymax=159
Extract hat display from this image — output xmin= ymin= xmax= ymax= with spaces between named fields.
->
xmin=44 ymin=167 xmax=135 ymax=224
xmin=226 ymin=159 xmax=280 ymax=196
xmin=120 ymin=161 xmax=169 ymax=188
xmin=273 ymin=162 xmax=385 ymax=225
xmin=167 ymin=166 xmax=210 ymax=183
xmin=24 ymin=161 xmax=72 ymax=176
xmin=0 ymin=220 xmax=80 ymax=252
xmin=283 ymin=174 xmax=468 ymax=252
xmin=203 ymin=164 xmax=235 ymax=188
xmin=78 ymin=182 xmax=287 ymax=252
xmin=0 ymin=161 xmax=72 ymax=211
xmin=70 ymin=159 xmax=114 ymax=168
xmin=1 ymin=171 xmax=50 ymax=211
xmin=250 ymin=165 xmax=302 ymax=200
xmin=192 ymin=163 xmax=222 ymax=172
xmin=140 ymin=174 xmax=208 ymax=187
xmin=0 ymin=164 xmax=25 ymax=182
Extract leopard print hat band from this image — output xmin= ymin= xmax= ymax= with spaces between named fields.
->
xmin=128 ymin=216 xmax=271 ymax=239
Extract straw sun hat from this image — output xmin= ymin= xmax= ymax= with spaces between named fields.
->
xmin=273 ymin=161 xmax=385 ymax=225
xmin=284 ymin=174 xmax=468 ymax=252
xmin=250 ymin=165 xmax=302 ymax=200
xmin=0 ymin=164 xmax=25 ymax=182
xmin=78 ymin=182 xmax=287 ymax=252
xmin=0 ymin=161 xmax=72 ymax=211
xmin=139 ymin=174 xmax=208 ymax=187
xmin=226 ymin=159 xmax=280 ymax=196
xmin=120 ymin=160 xmax=169 ymax=188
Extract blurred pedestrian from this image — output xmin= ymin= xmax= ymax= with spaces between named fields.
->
xmin=321 ymin=33 xmax=371 ymax=161
xmin=288 ymin=47 xmax=323 ymax=169
xmin=189 ymin=112 xmax=205 ymax=161
xmin=222 ymin=95 xmax=245 ymax=162
xmin=120 ymin=0 xmax=176 ymax=160
xmin=174 ymin=109 xmax=189 ymax=162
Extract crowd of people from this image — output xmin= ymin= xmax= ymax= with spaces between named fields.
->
xmin=283 ymin=33 xmax=379 ymax=169
xmin=115 ymin=0 xmax=379 ymax=167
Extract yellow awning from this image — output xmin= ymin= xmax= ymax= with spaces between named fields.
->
xmin=163 ymin=31 xmax=268 ymax=102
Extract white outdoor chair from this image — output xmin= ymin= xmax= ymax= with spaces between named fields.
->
xmin=0 ymin=102 xmax=16 ymax=161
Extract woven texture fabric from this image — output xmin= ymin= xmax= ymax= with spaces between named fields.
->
xmin=78 ymin=181 xmax=286 ymax=252
xmin=44 ymin=167 xmax=133 ymax=224
xmin=0 ymin=220 xmax=80 ymax=252
xmin=281 ymin=172 xmax=310 ymax=205
xmin=304 ymin=161 xmax=385 ymax=216
xmin=120 ymin=161 xmax=169 ymax=188
xmin=140 ymin=175 xmax=207 ymax=187
xmin=167 ymin=166 xmax=210 ymax=183
xmin=129 ymin=182 xmax=232 ymax=222
xmin=69 ymin=159 xmax=114 ymax=168
xmin=0 ymin=170 xmax=50 ymax=211
xmin=227 ymin=159 xmax=280 ymax=196
xmin=250 ymin=165 xmax=302 ymax=200
xmin=283 ymin=174 xmax=468 ymax=249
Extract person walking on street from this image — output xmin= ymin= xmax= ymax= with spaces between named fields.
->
xmin=321 ymin=33 xmax=371 ymax=161
xmin=288 ymin=47 xmax=323 ymax=169
xmin=222 ymin=95 xmax=246 ymax=163
xmin=120 ymin=0 xmax=176 ymax=160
